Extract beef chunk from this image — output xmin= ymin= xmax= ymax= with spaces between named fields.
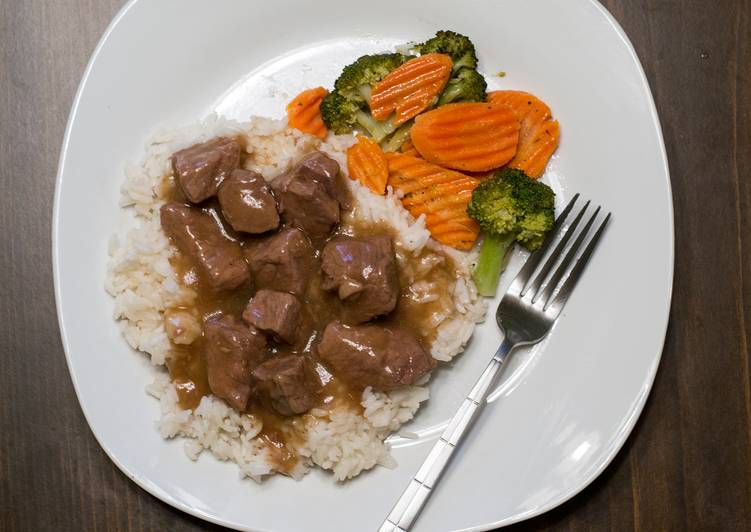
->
xmin=321 ymin=235 xmax=399 ymax=323
xmin=204 ymin=315 xmax=268 ymax=410
xmin=317 ymin=322 xmax=435 ymax=391
xmin=171 ymin=137 xmax=241 ymax=203
xmin=160 ymin=202 xmax=250 ymax=291
xmin=243 ymin=228 xmax=314 ymax=295
xmin=252 ymin=355 xmax=319 ymax=416
xmin=242 ymin=289 xmax=303 ymax=345
xmin=217 ymin=169 xmax=279 ymax=234
xmin=272 ymin=152 xmax=347 ymax=239
xmin=297 ymin=152 xmax=350 ymax=210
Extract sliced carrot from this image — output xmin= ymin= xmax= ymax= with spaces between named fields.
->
xmin=487 ymin=90 xmax=560 ymax=178
xmin=410 ymin=102 xmax=520 ymax=172
xmin=386 ymin=152 xmax=480 ymax=250
xmin=347 ymin=135 xmax=389 ymax=194
xmin=512 ymin=119 xmax=560 ymax=178
xmin=369 ymin=53 xmax=453 ymax=126
xmin=286 ymin=87 xmax=328 ymax=139
xmin=400 ymin=138 xmax=420 ymax=157
xmin=487 ymin=90 xmax=552 ymax=127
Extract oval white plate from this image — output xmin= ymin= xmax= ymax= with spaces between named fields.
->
xmin=53 ymin=0 xmax=673 ymax=531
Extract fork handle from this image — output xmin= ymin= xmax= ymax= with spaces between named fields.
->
xmin=379 ymin=338 xmax=516 ymax=532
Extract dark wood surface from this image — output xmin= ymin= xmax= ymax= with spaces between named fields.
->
xmin=1 ymin=0 xmax=749 ymax=530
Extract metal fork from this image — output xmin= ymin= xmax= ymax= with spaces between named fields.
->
xmin=379 ymin=194 xmax=611 ymax=532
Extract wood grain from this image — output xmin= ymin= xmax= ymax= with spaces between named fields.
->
xmin=0 ymin=0 xmax=749 ymax=530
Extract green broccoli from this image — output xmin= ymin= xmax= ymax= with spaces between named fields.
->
xmin=467 ymin=168 xmax=556 ymax=296
xmin=334 ymin=53 xmax=407 ymax=103
xmin=320 ymin=54 xmax=408 ymax=142
xmin=438 ymin=69 xmax=488 ymax=105
xmin=321 ymin=33 xmax=486 ymax=147
xmin=381 ymin=121 xmax=414 ymax=152
xmin=414 ymin=30 xmax=478 ymax=71
xmin=414 ymin=30 xmax=487 ymax=105
xmin=320 ymin=92 xmax=397 ymax=141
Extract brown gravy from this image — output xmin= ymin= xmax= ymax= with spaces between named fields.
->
xmin=159 ymin=151 xmax=457 ymax=473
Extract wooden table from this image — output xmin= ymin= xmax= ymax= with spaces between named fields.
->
xmin=1 ymin=0 xmax=749 ymax=530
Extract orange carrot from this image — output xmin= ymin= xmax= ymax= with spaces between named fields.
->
xmin=286 ymin=87 xmax=328 ymax=139
xmin=487 ymin=90 xmax=560 ymax=178
xmin=369 ymin=53 xmax=453 ymax=125
xmin=487 ymin=90 xmax=552 ymax=127
xmin=386 ymin=152 xmax=480 ymax=249
xmin=410 ymin=102 xmax=520 ymax=172
xmin=512 ymin=119 xmax=560 ymax=178
xmin=347 ymin=135 xmax=389 ymax=195
xmin=400 ymin=138 xmax=420 ymax=157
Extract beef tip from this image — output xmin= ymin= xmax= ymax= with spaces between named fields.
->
xmin=252 ymin=355 xmax=319 ymax=416
xmin=317 ymin=322 xmax=435 ymax=391
xmin=217 ymin=169 xmax=279 ymax=234
xmin=297 ymin=152 xmax=350 ymax=210
xmin=242 ymin=289 xmax=304 ymax=345
xmin=204 ymin=315 xmax=268 ymax=410
xmin=171 ymin=137 xmax=241 ymax=203
xmin=321 ymin=235 xmax=399 ymax=323
xmin=160 ymin=202 xmax=250 ymax=291
xmin=272 ymin=175 xmax=337 ymax=239
xmin=243 ymin=228 xmax=314 ymax=295
xmin=272 ymin=152 xmax=347 ymax=238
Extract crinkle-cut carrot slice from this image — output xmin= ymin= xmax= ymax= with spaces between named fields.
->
xmin=386 ymin=152 xmax=480 ymax=249
xmin=346 ymin=135 xmax=389 ymax=194
xmin=286 ymin=87 xmax=329 ymax=139
xmin=386 ymin=152 xmax=467 ymax=193
xmin=487 ymin=90 xmax=552 ymax=127
xmin=400 ymin=138 xmax=420 ymax=157
xmin=487 ymin=90 xmax=560 ymax=178
xmin=512 ymin=119 xmax=560 ymax=178
xmin=410 ymin=102 xmax=520 ymax=172
xmin=369 ymin=53 xmax=453 ymax=126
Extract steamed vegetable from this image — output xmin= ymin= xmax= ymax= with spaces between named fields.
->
xmin=438 ymin=68 xmax=487 ymax=105
xmin=320 ymin=53 xmax=408 ymax=141
xmin=387 ymin=152 xmax=480 ymax=250
xmin=286 ymin=87 xmax=329 ymax=139
xmin=414 ymin=30 xmax=478 ymax=72
xmin=487 ymin=90 xmax=560 ymax=177
xmin=414 ymin=30 xmax=487 ymax=105
xmin=320 ymin=92 xmax=396 ymax=141
xmin=409 ymin=102 xmax=520 ymax=172
xmin=381 ymin=121 xmax=414 ymax=153
xmin=347 ymin=135 xmax=389 ymax=194
xmin=399 ymin=137 xmax=420 ymax=157
xmin=369 ymin=53 xmax=453 ymax=125
xmin=466 ymin=168 xmax=555 ymax=296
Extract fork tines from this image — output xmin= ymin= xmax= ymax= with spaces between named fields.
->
xmin=509 ymin=194 xmax=611 ymax=316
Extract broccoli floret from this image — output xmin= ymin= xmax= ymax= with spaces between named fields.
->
xmin=354 ymin=110 xmax=397 ymax=142
xmin=381 ymin=121 xmax=413 ymax=152
xmin=415 ymin=31 xmax=487 ymax=105
xmin=468 ymin=169 xmax=555 ymax=245
xmin=320 ymin=92 xmax=359 ymax=134
xmin=335 ymin=53 xmax=408 ymax=103
xmin=321 ymin=54 xmax=407 ymax=141
xmin=320 ymin=86 xmax=397 ymax=141
xmin=467 ymin=168 xmax=555 ymax=296
xmin=438 ymin=69 xmax=487 ymax=105
xmin=415 ymin=30 xmax=478 ymax=71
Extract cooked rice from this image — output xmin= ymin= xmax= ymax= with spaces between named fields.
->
xmin=106 ymin=115 xmax=486 ymax=482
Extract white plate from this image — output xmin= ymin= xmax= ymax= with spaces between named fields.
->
xmin=53 ymin=0 xmax=673 ymax=530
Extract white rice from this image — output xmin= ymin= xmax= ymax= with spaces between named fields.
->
xmin=106 ymin=115 xmax=487 ymax=482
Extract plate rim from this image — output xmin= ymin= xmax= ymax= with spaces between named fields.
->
xmin=52 ymin=1 xmax=674 ymax=530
